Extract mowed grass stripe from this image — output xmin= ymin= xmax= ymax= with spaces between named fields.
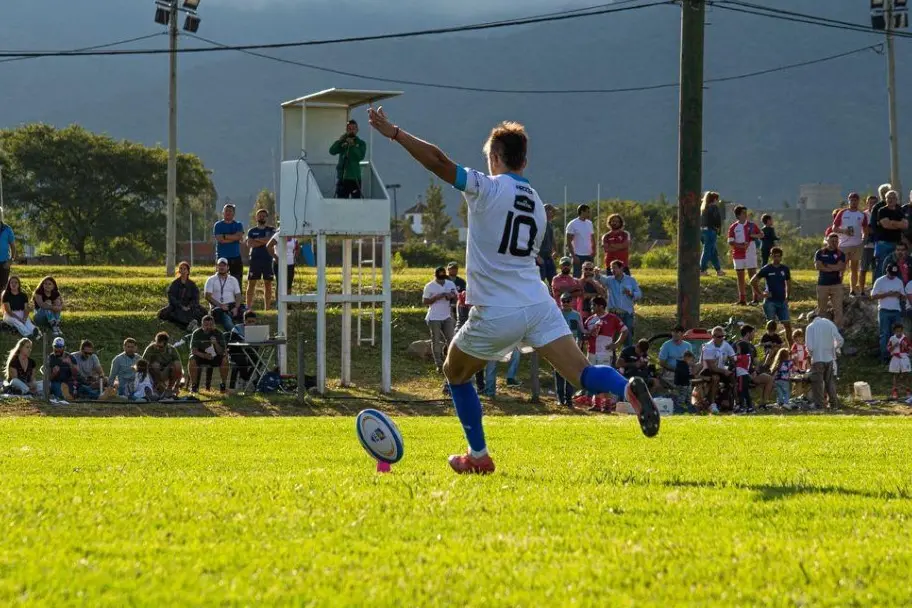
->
xmin=0 ymin=417 xmax=909 ymax=605
xmin=28 ymin=268 xmax=825 ymax=311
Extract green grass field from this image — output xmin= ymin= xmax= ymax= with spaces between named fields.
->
xmin=1 ymin=416 xmax=910 ymax=605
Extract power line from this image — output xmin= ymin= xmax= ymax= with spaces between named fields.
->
xmin=0 ymin=1 xmax=673 ymax=58
xmin=711 ymin=0 xmax=912 ymax=40
xmin=185 ymin=33 xmax=884 ymax=95
xmin=0 ymin=32 xmax=166 ymax=65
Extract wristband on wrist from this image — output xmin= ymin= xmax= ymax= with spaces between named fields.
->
xmin=391 ymin=126 xmax=400 ymax=141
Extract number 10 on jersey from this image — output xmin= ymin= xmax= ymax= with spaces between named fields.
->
xmin=498 ymin=211 xmax=538 ymax=257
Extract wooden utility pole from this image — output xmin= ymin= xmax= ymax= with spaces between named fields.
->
xmin=676 ymin=0 xmax=705 ymax=329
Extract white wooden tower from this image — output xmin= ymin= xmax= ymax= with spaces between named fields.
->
xmin=276 ymin=88 xmax=402 ymax=394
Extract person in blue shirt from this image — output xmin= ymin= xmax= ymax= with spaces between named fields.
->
xmin=555 ymin=293 xmax=583 ymax=406
xmin=599 ymin=259 xmax=642 ymax=347
xmin=751 ymin=246 xmax=793 ymax=343
xmin=245 ymin=208 xmax=276 ymax=311
xmin=658 ymin=325 xmax=694 ymax=386
xmin=0 ymin=209 xmax=17 ymax=293
xmin=213 ymin=203 xmax=245 ymax=294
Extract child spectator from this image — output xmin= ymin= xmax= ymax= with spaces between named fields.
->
xmin=582 ymin=296 xmax=627 ymax=410
xmin=673 ymin=350 xmax=695 ymax=412
xmin=791 ymin=329 xmax=810 ymax=373
xmin=734 ymin=341 xmax=754 ymax=414
xmin=132 ymin=359 xmax=158 ymax=402
xmin=887 ymin=322 xmax=911 ymax=401
xmin=771 ymin=347 xmax=793 ymax=408
xmin=760 ymin=214 xmax=779 ymax=267
xmin=759 ymin=320 xmax=784 ymax=369
xmin=555 ymin=293 xmax=584 ymax=407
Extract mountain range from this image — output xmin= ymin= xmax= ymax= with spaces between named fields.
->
xmin=2 ymin=0 xmax=911 ymax=221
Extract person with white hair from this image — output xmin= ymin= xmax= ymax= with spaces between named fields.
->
xmin=0 ymin=207 xmax=17 ymax=292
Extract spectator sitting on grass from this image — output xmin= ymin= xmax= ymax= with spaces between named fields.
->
xmin=71 ymin=339 xmax=106 ymax=399
xmin=141 ymin=332 xmax=183 ymax=397
xmin=735 ymin=324 xmax=775 ymax=407
xmin=5 ymin=337 xmax=37 ymax=396
xmin=33 ymin=276 xmax=63 ymax=337
xmin=759 ymin=321 xmax=784 ymax=370
xmin=159 ymin=261 xmax=206 ymax=332
xmin=700 ymin=326 xmax=735 ymax=414
xmin=189 ymin=315 xmax=229 ymax=394
xmin=205 ymin=258 xmax=243 ymax=332
xmin=47 ymin=336 xmax=76 ymax=402
xmin=131 ymin=359 xmax=159 ymax=402
xmin=2 ymin=276 xmax=38 ymax=339
xmin=109 ymin=338 xmax=140 ymax=398
xmin=618 ymin=339 xmax=660 ymax=391
xmin=658 ymin=325 xmax=694 ymax=389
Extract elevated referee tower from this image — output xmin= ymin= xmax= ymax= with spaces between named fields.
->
xmin=276 ymin=88 xmax=401 ymax=394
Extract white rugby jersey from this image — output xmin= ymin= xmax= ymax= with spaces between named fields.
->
xmin=454 ymin=165 xmax=553 ymax=307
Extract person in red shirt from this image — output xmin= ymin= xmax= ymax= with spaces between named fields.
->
xmin=602 ymin=214 xmax=631 ymax=275
xmin=582 ymin=296 xmax=628 ymax=410
xmin=551 ymin=256 xmax=582 ymax=309
xmin=727 ymin=205 xmax=763 ymax=305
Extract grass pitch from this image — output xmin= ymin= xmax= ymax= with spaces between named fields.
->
xmin=1 ymin=415 xmax=910 ymax=606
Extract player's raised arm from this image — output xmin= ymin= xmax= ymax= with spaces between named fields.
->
xmin=368 ymin=106 xmax=457 ymax=186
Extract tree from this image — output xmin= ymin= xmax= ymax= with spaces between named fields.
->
xmin=458 ymin=198 xmax=468 ymax=227
xmin=251 ymin=189 xmax=276 ymax=224
xmin=0 ymin=124 xmax=215 ymax=264
xmin=421 ymin=179 xmax=450 ymax=242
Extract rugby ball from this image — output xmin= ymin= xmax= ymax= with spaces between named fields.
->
xmin=355 ymin=409 xmax=404 ymax=464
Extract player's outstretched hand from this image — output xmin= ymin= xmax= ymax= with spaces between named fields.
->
xmin=368 ymin=106 xmax=397 ymax=139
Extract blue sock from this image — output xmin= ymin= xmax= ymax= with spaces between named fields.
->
xmin=580 ymin=365 xmax=629 ymax=398
xmin=448 ymin=381 xmax=487 ymax=456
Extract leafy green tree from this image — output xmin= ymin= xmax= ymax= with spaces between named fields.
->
xmin=421 ymin=179 xmax=450 ymax=243
xmin=251 ymin=189 xmax=277 ymax=225
xmin=0 ymin=124 xmax=215 ymax=264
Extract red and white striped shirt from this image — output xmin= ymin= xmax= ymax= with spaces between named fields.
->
xmin=727 ymin=221 xmax=761 ymax=260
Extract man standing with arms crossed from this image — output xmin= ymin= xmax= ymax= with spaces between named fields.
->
xmin=213 ymin=203 xmax=245 ymax=294
xmin=245 ymin=208 xmax=276 ymax=311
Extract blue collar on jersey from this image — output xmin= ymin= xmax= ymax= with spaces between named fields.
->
xmin=505 ymin=172 xmax=529 ymax=183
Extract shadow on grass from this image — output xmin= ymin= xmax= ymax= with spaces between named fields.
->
xmin=664 ymin=479 xmax=911 ymax=502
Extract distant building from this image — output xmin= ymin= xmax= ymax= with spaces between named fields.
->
xmin=404 ymin=199 xmax=426 ymax=235
xmin=751 ymin=183 xmax=843 ymax=237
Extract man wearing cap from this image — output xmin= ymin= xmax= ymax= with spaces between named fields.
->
xmin=537 ymin=204 xmax=557 ymax=286
xmin=47 ymin=336 xmax=77 ymax=402
xmin=551 ymin=256 xmax=582 ymax=309
xmin=330 ymin=119 xmax=367 ymax=199
xmin=555 ymin=292 xmax=584 ymax=406
xmin=871 ymin=261 xmax=906 ymax=362
xmin=189 ymin=315 xmax=229 ymax=394
xmin=213 ymin=203 xmax=245 ymax=293
xmin=832 ymin=193 xmax=869 ymax=296
xmin=422 ymin=266 xmax=457 ymax=373
xmin=814 ymin=233 xmax=846 ymax=328
xmin=205 ymin=258 xmax=243 ymax=332
xmin=245 ymin=208 xmax=276 ymax=311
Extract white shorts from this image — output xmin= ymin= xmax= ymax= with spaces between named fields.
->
xmin=890 ymin=355 xmax=911 ymax=374
xmin=588 ymin=352 xmax=614 ymax=366
xmin=452 ymin=301 xmax=571 ymax=362
xmin=732 ymin=242 xmax=758 ymax=270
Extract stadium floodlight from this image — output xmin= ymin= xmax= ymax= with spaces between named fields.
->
xmin=183 ymin=14 xmax=201 ymax=32
xmin=154 ymin=6 xmax=170 ymax=25
xmin=183 ymin=0 xmax=201 ymax=10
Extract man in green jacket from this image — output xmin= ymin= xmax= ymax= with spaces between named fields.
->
xmin=329 ymin=119 xmax=367 ymax=199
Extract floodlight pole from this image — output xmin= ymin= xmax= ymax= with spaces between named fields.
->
xmin=886 ymin=0 xmax=902 ymax=195
xmin=165 ymin=0 xmax=179 ymax=277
